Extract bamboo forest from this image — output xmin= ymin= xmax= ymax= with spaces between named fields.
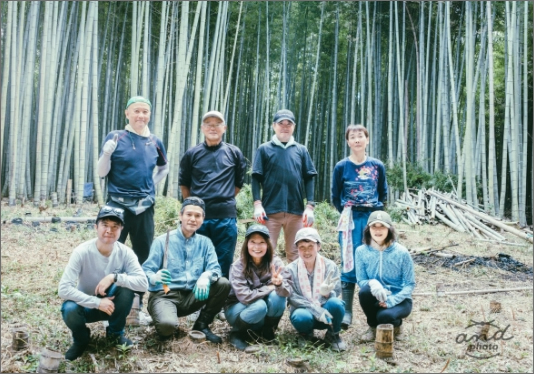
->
xmin=0 ymin=1 xmax=532 ymax=225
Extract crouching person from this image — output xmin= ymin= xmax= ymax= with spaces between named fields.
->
xmin=142 ymin=197 xmax=231 ymax=343
xmin=225 ymin=225 xmax=290 ymax=350
xmin=286 ymin=228 xmax=347 ymax=351
xmin=355 ymin=211 xmax=415 ymax=342
xmin=58 ymin=206 xmax=148 ymax=361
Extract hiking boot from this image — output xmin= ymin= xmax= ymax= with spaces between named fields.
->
xmin=297 ymin=331 xmax=318 ymax=349
xmin=228 ymin=331 xmax=249 ymax=351
xmin=261 ymin=315 xmax=282 ymax=343
xmin=108 ymin=333 xmax=133 ymax=347
xmin=65 ymin=327 xmax=90 ymax=361
xmin=341 ymin=282 xmax=355 ymax=330
xmin=360 ymin=327 xmax=376 ymax=342
xmin=394 ymin=325 xmax=406 ymax=341
xmin=324 ymin=329 xmax=347 ymax=352
xmin=192 ymin=312 xmax=223 ymax=344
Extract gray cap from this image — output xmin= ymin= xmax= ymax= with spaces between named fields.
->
xmin=97 ymin=205 xmax=125 ymax=225
xmin=367 ymin=211 xmax=393 ymax=228
xmin=202 ymin=110 xmax=225 ymax=123
xmin=294 ymin=227 xmax=321 ymax=245
xmin=245 ymin=224 xmax=270 ymax=238
xmin=273 ymin=109 xmax=295 ymax=125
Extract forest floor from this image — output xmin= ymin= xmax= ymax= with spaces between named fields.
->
xmin=1 ymin=201 xmax=532 ymax=373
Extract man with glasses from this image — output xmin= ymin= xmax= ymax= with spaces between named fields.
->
xmin=58 ymin=206 xmax=148 ymax=361
xmin=179 ymin=111 xmax=246 ymax=320
xmin=252 ymin=109 xmax=317 ymax=263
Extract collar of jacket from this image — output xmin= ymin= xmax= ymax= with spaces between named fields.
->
xmin=271 ymin=135 xmax=296 ymax=149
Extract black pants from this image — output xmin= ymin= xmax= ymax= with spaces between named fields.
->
xmin=358 ymin=284 xmax=412 ymax=328
xmin=147 ymin=278 xmax=231 ymax=338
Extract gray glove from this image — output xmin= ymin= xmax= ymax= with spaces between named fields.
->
xmin=102 ymin=134 xmax=119 ymax=156
xmin=319 ymin=272 xmax=339 ymax=297
xmin=368 ymin=279 xmax=389 ymax=302
xmin=318 ymin=309 xmax=333 ymax=325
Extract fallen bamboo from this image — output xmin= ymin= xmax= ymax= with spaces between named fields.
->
xmin=463 ymin=213 xmax=506 ymax=241
xmin=434 ymin=211 xmax=465 ymax=232
xmin=432 ymin=252 xmax=455 ymax=258
xmin=412 ymin=287 xmax=532 ymax=296
xmin=453 ymin=258 xmax=476 ymax=267
xmin=426 ymin=190 xmax=533 ymax=243
xmin=20 ymin=217 xmax=96 ymax=223
xmin=474 ymin=238 xmax=531 ymax=248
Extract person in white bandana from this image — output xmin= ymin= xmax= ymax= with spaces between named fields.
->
xmin=284 ymin=228 xmax=347 ymax=351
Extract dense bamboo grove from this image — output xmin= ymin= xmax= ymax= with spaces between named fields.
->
xmin=0 ymin=1 xmax=532 ymax=225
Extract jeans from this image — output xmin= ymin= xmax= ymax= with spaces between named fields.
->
xmin=358 ymin=284 xmax=412 ymax=327
xmin=265 ymin=212 xmax=303 ymax=263
xmin=290 ymin=298 xmax=345 ymax=334
xmin=196 ymin=218 xmax=238 ymax=279
xmin=147 ymin=278 xmax=231 ymax=338
xmin=225 ymin=292 xmax=287 ymax=331
xmin=339 ymin=210 xmax=372 ymax=283
xmin=61 ymin=286 xmax=134 ymax=341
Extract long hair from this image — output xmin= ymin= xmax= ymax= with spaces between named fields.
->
xmin=363 ymin=224 xmax=397 ymax=248
xmin=241 ymin=232 xmax=274 ymax=280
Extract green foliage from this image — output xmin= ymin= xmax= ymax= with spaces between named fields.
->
xmin=236 ymin=183 xmax=254 ymax=221
xmin=154 ymin=196 xmax=181 ymax=236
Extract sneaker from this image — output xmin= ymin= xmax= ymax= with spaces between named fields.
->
xmin=65 ymin=342 xmax=89 ymax=361
xmin=324 ymin=330 xmax=347 ymax=352
xmin=108 ymin=334 xmax=133 ymax=347
xmin=360 ymin=327 xmax=376 ymax=342
xmin=217 ymin=309 xmax=226 ymax=321
xmin=187 ymin=309 xmax=200 ymax=322
xmin=139 ymin=311 xmax=153 ymax=326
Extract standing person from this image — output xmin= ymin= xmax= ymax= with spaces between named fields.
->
xmin=142 ymin=197 xmax=231 ymax=343
xmin=225 ymin=224 xmax=290 ymax=351
xmin=286 ymin=228 xmax=347 ymax=352
xmin=331 ymin=124 xmax=388 ymax=330
xmin=58 ymin=206 xmax=148 ymax=361
xmin=179 ymin=110 xmax=246 ymax=280
xmin=252 ymin=109 xmax=317 ymax=263
xmin=97 ymin=96 xmax=169 ymax=322
xmin=355 ymin=211 xmax=415 ymax=342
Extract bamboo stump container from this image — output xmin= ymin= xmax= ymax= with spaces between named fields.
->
xmin=375 ymin=324 xmax=394 ymax=359
xmin=36 ymin=348 xmax=63 ymax=373
xmin=126 ymin=293 xmax=140 ymax=326
xmin=10 ymin=323 xmax=29 ymax=351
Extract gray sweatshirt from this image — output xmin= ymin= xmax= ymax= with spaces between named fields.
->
xmin=226 ymin=255 xmax=290 ymax=307
xmin=58 ymin=238 xmax=148 ymax=309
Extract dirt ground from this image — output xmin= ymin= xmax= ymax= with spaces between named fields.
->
xmin=1 ymin=202 xmax=532 ymax=373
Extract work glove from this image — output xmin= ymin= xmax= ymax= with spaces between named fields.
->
xmin=318 ymin=309 xmax=333 ymax=325
xmin=149 ymin=269 xmax=171 ymax=286
xmin=368 ymin=279 xmax=389 ymax=303
xmin=193 ymin=272 xmax=211 ymax=301
xmin=253 ymin=202 xmax=268 ymax=224
xmin=102 ymin=134 xmax=119 ymax=156
xmin=319 ymin=272 xmax=339 ymax=297
xmin=302 ymin=205 xmax=315 ymax=227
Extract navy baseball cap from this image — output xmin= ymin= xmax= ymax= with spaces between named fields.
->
xmin=273 ymin=109 xmax=296 ymax=125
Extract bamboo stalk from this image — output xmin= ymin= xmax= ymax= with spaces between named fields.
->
xmin=474 ymin=238 xmax=530 ymax=248
xmin=413 ymin=287 xmax=531 ymax=296
xmin=427 ymin=190 xmax=533 ymax=242
xmin=453 ymin=258 xmax=476 ymax=267
xmin=463 ymin=213 xmax=506 ymax=241
xmin=432 ymin=252 xmax=455 ymax=258
xmin=434 ymin=211 xmax=465 ymax=232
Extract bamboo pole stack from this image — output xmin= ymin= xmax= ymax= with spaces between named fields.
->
xmin=395 ymin=189 xmax=533 ymax=243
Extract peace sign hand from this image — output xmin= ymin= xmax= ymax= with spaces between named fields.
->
xmin=270 ymin=264 xmax=284 ymax=287
xmin=319 ymin=271 xmax=340 ymax=297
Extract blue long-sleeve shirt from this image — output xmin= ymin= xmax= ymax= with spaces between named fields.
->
xmin=354 ymin=242 xmax=415 ymax=308
xmin=331 ymin=156 xmax=388 ymax=213
xmin=142 ymin=227 xmax=222 ymax=292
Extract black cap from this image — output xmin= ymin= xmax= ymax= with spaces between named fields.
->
xmin=182 ymin=196 xmax=205 ymax=212
xmin=245 ymin=224 xmax=270 ymax=238
xmin=273 ymin=109 xmax=296 ymax=125
xmin=96 ymin=205 xmax=125 ymax=225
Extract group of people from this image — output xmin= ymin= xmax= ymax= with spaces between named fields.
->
xmin=58 ymin=96 xmax=415 ymax=361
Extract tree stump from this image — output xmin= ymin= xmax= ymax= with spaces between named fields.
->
xmin=375 ymin=324 xmax=394 ymax=359
xmin=37 ymin=348 xmax=63 ymax=373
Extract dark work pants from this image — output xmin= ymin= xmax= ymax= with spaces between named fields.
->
xmin=108 ymin=202 xmax=155 ymax=307
xmin=358 ymin=284 xmax=412 ymax=328
xmin=147 ymin=278 xmax=231 ymax=338
xmin=196 ymin=218 xmax=238 ymax=279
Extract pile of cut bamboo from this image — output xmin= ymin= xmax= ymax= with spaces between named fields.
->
xmin=395 ymin=189 xmax=533 ymax=244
